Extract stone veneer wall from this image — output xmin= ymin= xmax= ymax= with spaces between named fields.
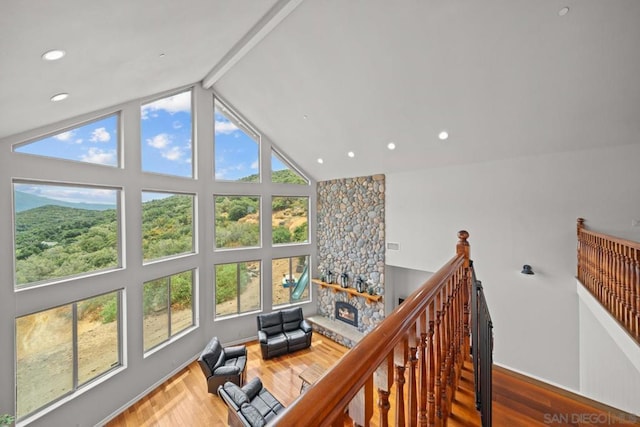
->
xmin=316 ymin=174 xmax=385 ymax=334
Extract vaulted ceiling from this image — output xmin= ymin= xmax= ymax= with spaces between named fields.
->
xmin=2 ymin=0 xmax=640 ymax=181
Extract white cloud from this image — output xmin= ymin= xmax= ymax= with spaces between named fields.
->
xmin=147 ymin=133 xmax=171 ymax=149
xmin=75 ymin=138 xmax=84 ymax=144
xmin=250 ymin=160 xmax=259 ymax=171
xmin=54 ymin=130 xmax=74 ymax=142
xmin=141 ymin=91 xmax=191 ymax=119
xmin=90 ymin=127 xmax=111 ymax=143
xmin=172 ymin=121 xmax=183 ymax=129
xmin=215 ymin=120 xmax=238 ymax=135
xmin=80 ymin=147 xmax=117 ymax=166
xmin=15 ymin=183 xmax=117 ymax=204
xmin=161 ymin=146 xmax=183 ymax=161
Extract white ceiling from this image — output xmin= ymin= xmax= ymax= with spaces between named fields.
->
xmin=2 ymin=0 xmax=640 ymax=181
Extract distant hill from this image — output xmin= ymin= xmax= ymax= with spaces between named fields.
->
xmin=15 ymin=191 xmax=116 ymax=213
xmin=240 ymin=169 xmax=307 ymax=184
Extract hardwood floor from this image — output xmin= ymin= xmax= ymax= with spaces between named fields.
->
xmin=106 ymin=336 xmax=636 ymax=427
xmin=492 ymin=366 xmax=638 ymax=427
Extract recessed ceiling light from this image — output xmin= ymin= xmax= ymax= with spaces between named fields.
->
xmin=387 ymin=142 xmax=396 ymax=150
xmin=317 ymin=158 xmax=324 ymax=164
xmin=438 ymin=131 xmax=449 ymax=140
xmin=159 ymin=53 xmax=166 ymax=58
xmin=50 ymin=93 xmax=69 ymax=102
xmin=42 ymin=49 xmax=66 ymax=61
xmin=558 ymin=7 xmax=569 ymax=16
xmin=303 ymin=114 xmax=308 ymax=119
xmin=347 ymin=151 xmax=355 ymax=158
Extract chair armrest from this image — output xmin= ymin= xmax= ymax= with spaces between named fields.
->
xmin=300 ymin=319 xmax=312 ymax=333
xmin=224 ymin=345 xmax=247 ymax=359
xmin=258 ymin=330 xmax=268 ymax=344
xmin=214 ymin=365 xmax=241 ymax=376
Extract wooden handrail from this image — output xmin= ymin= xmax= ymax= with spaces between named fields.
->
xmin=271 ymin=231 xmax=472 ymax=426
xmin=577 ymin=218 xmax=640 ymax=344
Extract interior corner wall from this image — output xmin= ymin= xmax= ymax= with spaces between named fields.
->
xmin=385 ymin=143 xmax=640 ymax=391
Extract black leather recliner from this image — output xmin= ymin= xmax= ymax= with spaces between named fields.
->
xmin=197 ymin=336 xmax=247 ymax=394
xmin=256 ymin=307 xmax=312 ymax=359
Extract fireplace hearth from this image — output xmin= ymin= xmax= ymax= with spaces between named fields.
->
xmin=335 ymin=301 xmax=358 ymax=327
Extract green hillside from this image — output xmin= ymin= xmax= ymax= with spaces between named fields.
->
xmin=239 ymin=169 xmax=307 ymax=184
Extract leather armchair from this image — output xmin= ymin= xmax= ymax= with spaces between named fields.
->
xmin=198 ymin=336 xmax=247 ymax=394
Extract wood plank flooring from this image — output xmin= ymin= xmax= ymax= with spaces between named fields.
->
xmin=106 ymin=335 xmax=635 ymax=426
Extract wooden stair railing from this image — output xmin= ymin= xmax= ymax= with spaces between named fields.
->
xmin=271 ymin=231 xmax=473 ymax=426
xmin=577 ymin=218 xmax=640 ymax=344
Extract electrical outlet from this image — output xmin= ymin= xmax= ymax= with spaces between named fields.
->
xmin=387 ymin=242 xmax=400 ymax=250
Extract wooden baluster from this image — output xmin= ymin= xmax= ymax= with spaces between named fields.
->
xmin=418 ymin=311 xmax=429 ymax=427
xmin=394 ymin=337 xmax=408 ymax=427
xmin=434 ymin=308 xmax=442 ymax=426
xmin=427 ymin=318 xmax=435 ymax=427
xmin=407 ymin=323 xmax=418 ymax=426
xmin=623 ymin=245 xmax=631 ymax=330
xmin=441 ymin=295 xmax=452 ymax=426
xmin=378 ymin=389 xmax=391 ymax=427
xmin=631 ymin=248 xmax=640 ymax=342
xmin=615 ymin=242 xmax=623 ymax=322
xmin=375 ymin=354 xmax=394 ymax=427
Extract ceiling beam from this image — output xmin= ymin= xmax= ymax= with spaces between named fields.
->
xmin=201 ymin=0 xmax=304 ymax=88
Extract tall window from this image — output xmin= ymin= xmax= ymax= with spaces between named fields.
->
xmin=13 ymin=114 xmax=119 ymax=167
xmin=141 ymin=90 xmax=193 ymax=178
xmin=214 ymin=99 xmax=260 ymax=182
xmin=15 ymin=291 xmax=121 ymax=418
xmin=272 ymin=255 xmax=310 ymax=306
xmin=143 ymin=270 xmax=195 ymax=352
xmin=13 ymin=181 xmax=120 ymax=288
xmin=215 ymin=261 xmax=261 ymax=317
xmin=214 ymin=195 xmax=260 ymax=249
xmin=272 ymin=196 xmax=309 ymax=245
xmin=142 ymin=191 xmax=195 ymax=262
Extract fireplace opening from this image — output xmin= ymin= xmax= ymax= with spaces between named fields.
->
xmin=335 ymin=301 xmax=358 ymax=327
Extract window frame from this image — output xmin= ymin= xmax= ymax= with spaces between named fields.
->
xmin=141 ymin=190 xmax=197 ymax=264
xmin=142 ymin=269 xmax=197 ymax=355
xmin=272 ymin=255 xmax=311 ymax=308
xmin=12 ymin=179 xmax=124 ymax=289
xmin=140 ymin=88 xmax=195 ymax=179
xmin=12 ymin=112 xmax=121 ymax=168
xmin=214 ymin=260 xmax=262 ymax=319
xmin=15 ymin=290 xmax=123 ymax=419
xmin=213 ymin=97 xmax=262 ymax=183
xmin=213 ymin=194 xmax=262 ymax=251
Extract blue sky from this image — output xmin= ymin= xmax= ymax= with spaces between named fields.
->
xmin=13 ymin=91 xmax=295 ymax=204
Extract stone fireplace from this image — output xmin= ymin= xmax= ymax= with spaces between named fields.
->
xmin=335 ymin=301 xmax=358 ymax=327
xmin=310 ymin=174 xmax=386 ymax=348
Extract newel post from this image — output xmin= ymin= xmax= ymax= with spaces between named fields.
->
xmin=457 ymin=230 xmax=471 ymax=361
xmin=577 ymin=218 xmax=585 ymax=279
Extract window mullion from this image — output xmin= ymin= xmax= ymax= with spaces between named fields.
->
xmin=167 ymin=276 xmax=172 ymax=337
xmin=72 ymin=302 xmax=79 ymax=390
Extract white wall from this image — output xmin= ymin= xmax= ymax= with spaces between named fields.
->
xmin=384 ymin=265 xmax=433 ymax=315
xmin=0 ymin=84 xmax=317 ymax=427
xmin=386 ymin=143 xmax=640 ymax=391
xmin=578 ymin=284 xmax=640 ymax=415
